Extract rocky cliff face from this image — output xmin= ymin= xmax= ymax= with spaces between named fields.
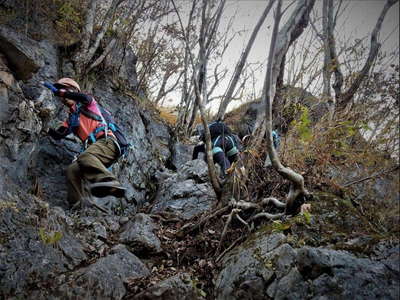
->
xmin=0 ymin=12 xmax=399 ymax=300
xmin=0 ymin=24 xmax=165 ymax=208
xmin=0 ymin=22 xmax=215 ymax=299
xmin=216 ymin=233 xmax=399 ymax=300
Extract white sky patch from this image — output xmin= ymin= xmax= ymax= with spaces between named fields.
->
xmin=157 ymin=0 xmax=399 ymax=113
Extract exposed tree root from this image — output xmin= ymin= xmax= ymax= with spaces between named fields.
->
xmin=215 ymin=196 xmax=288 ymax=255
xmin=262 ymin=197 xmax=286 ymax=208
xmin=249 ymin=212 xmax=284 ymax=222
xmin=178 ymin=205 xmax=230 ymax=236
xmin=216 ymin=208 xmax=240 ymax=254
xmin=216 ymin=236 xmax=245 ymax=263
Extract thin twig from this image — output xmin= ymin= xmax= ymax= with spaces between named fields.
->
xmin=216 ymin=236 xmax=245 ymax=263
xmin=178 ymin=205 xmax=230 ymax=235
xmin=343 ymin=165 xmax=399 ymax=187
xmin=216 ymin=208 xmax=240 ymax=254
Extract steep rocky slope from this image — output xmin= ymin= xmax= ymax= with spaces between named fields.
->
xmin=0 ymin=10 xmax=399 ymax=300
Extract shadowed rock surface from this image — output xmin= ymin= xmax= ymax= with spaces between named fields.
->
xmin=0 ymin=6 xmax=398 ymax=300
xmin=215 ymin=233 xmax=399 ymax=300
xmin=151 ymin=160 xmax=217 ymax=220
xmin=119 ymin=213 xmax=162 ymax=254
xmin=132 ymin=273 xmax=203 ymax=300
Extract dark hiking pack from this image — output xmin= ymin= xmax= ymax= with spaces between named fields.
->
xmin=208 ymin=120 xmax=232 ymax=139
xmin=212 ymin=135 xmax=239 ymax=157
xmin=69 ymin=103 xmax=131 ymax=157
xmin=198 ymin=121 xmax=233 ymax=141
xmin=206 ymin=121 xmax=240 ymax=157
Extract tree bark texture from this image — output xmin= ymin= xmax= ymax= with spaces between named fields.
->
xmin=262 ymin=0 xmax=313 ymax=213
xmin=336 ymin=0 xmax=398 ymax=110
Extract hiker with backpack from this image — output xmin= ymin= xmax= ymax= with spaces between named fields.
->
xmin=192 ymin=120 xmax=241 ymax=177
xmin=45 ymin=78 xmax=127 ymax=207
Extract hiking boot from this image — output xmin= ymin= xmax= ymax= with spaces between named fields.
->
xmin=90 ymin=181 xmax=126 ymax=198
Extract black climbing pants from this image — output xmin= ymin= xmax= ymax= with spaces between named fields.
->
xmin=192 ymin=135 xmax=238 ymax=176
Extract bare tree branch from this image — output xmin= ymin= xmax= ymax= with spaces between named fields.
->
xmin=262 ymin=0 xmax=313 ymax=213
xmin=86 ymin=38 xmax=117 ymax=73
xmin=216 ymin=0 xmax=275 ymax=120
xmin=171 ymin=0 xmax=221 ymax=195
xmin=337 ymin=0 xmax=398 ymax=109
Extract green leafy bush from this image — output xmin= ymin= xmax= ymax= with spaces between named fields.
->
xmin=291 ymin=106 xmax=312 ymax=142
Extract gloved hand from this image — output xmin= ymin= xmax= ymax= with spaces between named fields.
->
xmin=43 ymin=82 xmax=58 ymax=93
xmin=48 ymin=126 xmax=68 ymax=140
xmin=43 ymin=82 xmax=67 ymax=97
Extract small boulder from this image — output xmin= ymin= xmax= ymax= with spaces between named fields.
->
xmin=63 ymin=245 xmax=150 ymax=300
xmin=133 ymin=273 xmax=204 ymax=300
xmin=0 ymin=26 xmax=44 ymax=80
xmin=151 ymin=160 xmax=216 ymax=220
xmin=119 ymin=213 xmax=162 ymax=254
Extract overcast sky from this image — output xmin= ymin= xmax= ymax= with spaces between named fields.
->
xmin=164 ymin=0 xmax=399 ymax=110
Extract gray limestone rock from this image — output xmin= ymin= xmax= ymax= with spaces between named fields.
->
xmin=296 ymin=247 xmax=400 ymax=300
xmin=0 ymin=195 xmax=86 ymax=297
xmin=151 ymin=159 xmax=216 ymax=220
xmin=215 ymin=231 xmax=400 ymax=300
xmin=0 ymin=26 xmax=44 ymax=80
xmin=104 ymin=41 xmax=140 ymax=92
xmin=215 ymin=233 xmax=287 ymax=300
xmin=171 ymin=142 xmax=194 ymax=170
xmin=132 ymin=273 xmax=203 ymax=300
xmin=178 ymin=159 xmax=209 ymax=183
xmin=61 ymin=245 xmax=150 ymax=300
xmin=152 ymin=178 xmax=216 ymax=220
xmin=119 ymin=213 xmax=162 ymax=254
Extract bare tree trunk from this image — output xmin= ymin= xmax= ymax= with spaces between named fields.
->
xmin=81 ymin=0 xmax=97 ymax=56
xmin=75 ymin=0 xmax=126 ymax=77
xmin=172 ymin=0 xmax=221 ymax=195
xmin=319 ymin=0 xmax=397 ymax=113
xmin=337 ymin=0 xmax=398 ymax=110
xmin=263 ymin=0 xmax=309 ymax=214
xmin=216 ymin=0 xmax=275 ymax=121
xmin=322 ymin=0 xmax=335 ymax=118
xmin=176 ymin=2 xmax=196 ymax=131
xmin=186 ymin=0 xmax=226 ymax=134
xmin=273 ymin=56 xmax=285 ymax=129
xmin=322 ymin=0 xmax=345 ymax=118
xmin=75 ymin=0 xmax=98 ymax=76
xmin=253 ymin=0 xmax=316 ymax=137
xmin=274 ymin=13 xmax=311 ymax=132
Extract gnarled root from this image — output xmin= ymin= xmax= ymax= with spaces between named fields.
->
xmin=285 ymin=184 xmax=310 ymax=215
xmin=261 ymin=197 xmax=286 ymax=208
xmin=249 ymin=212 xmax=284 ymax=222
